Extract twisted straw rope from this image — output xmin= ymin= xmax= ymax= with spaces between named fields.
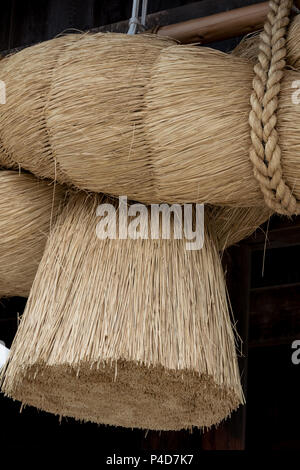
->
xmin=249 ymin=0 xmax=299 ymax=215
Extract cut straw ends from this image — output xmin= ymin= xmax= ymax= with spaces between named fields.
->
xmin=1 ymin=194 xmax=244 ymax=430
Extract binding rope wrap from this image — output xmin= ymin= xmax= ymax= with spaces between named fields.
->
xmin=249 ymin=0 xmax=300 ymax=215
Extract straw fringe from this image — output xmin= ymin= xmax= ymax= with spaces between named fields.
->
xmin=212 ymin=205 xmax=272 ymax=250
xmin=0 ymin=170 xmax=66 ymax=298
xmin=1 ymin=193 xmax=244 ymax=430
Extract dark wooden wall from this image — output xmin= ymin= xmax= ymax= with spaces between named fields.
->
xmin=0 ymin=0 xmax=201 ymax=51
xmin=0 ymin=0 xmax=266 ymax=52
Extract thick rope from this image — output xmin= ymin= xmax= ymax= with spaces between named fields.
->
xmin=249 ymin=0 xmax=300 ymax=215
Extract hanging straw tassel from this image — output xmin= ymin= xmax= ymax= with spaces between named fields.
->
xmin=0 ymin=170 xmax=65 ymax=298
xmin=1 ymin=193 xmax=244 ymax=430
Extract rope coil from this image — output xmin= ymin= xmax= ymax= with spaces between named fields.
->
xmin=249 ymin=0 xmax=300 ymax=215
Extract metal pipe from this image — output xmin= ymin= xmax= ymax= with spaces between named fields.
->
xmin=128 ymin=0 xmax=141 ymax=35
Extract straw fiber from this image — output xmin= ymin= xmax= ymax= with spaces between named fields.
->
xmin=0 ymin=170 xmax=65 ymax=298
xmin=0 ymin=19 xmax=299 ymax=207
xmin=212 ymin=205 xmax=272 ymax=250
xmin=211 ymin=32 xmax=275 ymax=249
xmin=1 ymin=193 xmax=244 ymax=430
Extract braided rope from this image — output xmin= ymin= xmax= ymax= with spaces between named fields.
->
xmin=249 ymin=0 xmax=300 ymax=215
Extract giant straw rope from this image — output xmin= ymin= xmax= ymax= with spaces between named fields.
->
xmin=0 ymin=9 xmax=300 ymax=211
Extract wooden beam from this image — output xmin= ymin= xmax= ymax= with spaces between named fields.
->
xmin=247 ymin=217 xmax=300 ymax=249
xmin=154 ymin=2 xmax=269 ymax=44
xmin=92 ymin=0 xmax=266 ymax=35
xmin=3 ymin=1 xmax=300 ymax=56
xmin=91 ymin=1 xmax=300 ymax=45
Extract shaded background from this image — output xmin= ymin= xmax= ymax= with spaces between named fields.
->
xmin=0 ymin=0 xmax=299 ymax=452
